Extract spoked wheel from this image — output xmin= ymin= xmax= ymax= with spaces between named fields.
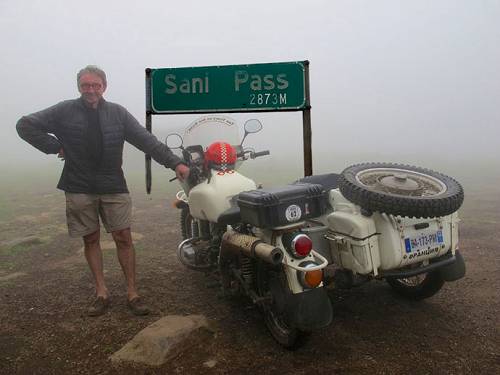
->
xmin=339 ymin=163 xmax=464 ymax=218
xmin=386 ymin=271 xmax=445 ymax=300
xmin=256 ymin=261 xmax=309 ymax=349
xmin=178 ymin=207 xmax=212 ymax=271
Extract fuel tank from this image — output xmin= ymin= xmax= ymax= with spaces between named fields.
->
xmin=188 ymin=170 xmax=257 ymax=222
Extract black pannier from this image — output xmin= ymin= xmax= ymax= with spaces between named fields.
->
xmin=237 ymin=183 xmax=329 ymax=228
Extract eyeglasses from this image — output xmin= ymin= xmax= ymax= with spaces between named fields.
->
xmin=80 ymin=83 xmax=103 ymax=90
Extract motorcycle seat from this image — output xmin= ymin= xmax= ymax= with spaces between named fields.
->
xmin=294 ymin=173 xmax=340 ymax=191
xmin=218 ymin=205 xmax=242 ymax=225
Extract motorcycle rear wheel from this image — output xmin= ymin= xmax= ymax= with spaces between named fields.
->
xmin=256 ymin=261 xmax=309 ymax=349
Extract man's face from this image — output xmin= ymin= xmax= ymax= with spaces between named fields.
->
xmin=78 ymin=73 xmax=106 ymax=108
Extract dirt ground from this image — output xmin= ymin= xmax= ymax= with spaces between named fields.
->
xmin=0 ymin=182 xmax=498 ymax=375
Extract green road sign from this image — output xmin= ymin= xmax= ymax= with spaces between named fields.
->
xmin=147 ymin=61 xmax=307 ymax=113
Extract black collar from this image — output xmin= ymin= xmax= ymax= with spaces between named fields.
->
xmin=78 ymin=97 xmax=107 ymax=110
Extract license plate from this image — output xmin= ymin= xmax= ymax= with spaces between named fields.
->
xmin=405 ymin=230 xmax=444 ymax=253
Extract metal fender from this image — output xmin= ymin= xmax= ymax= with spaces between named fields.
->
xmin=284 ymin=287 xmax=332 ymax=331
xmin=439 ymin=250 xmax=466 ymax=282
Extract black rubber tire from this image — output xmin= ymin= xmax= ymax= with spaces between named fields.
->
xmin=386 ymin=271 xmax=445 ymax=300
xmin=256 ymin=262 xmax=309 ymax=349
xmin=338 ymin=162 xmax=464 ymax=218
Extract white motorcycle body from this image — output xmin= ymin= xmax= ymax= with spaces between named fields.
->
xmin=187 ymin=170 xmax=257 ymax=222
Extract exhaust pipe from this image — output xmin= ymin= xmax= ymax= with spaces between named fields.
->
xmin=221 ymin=232 xmax=283 ymax=265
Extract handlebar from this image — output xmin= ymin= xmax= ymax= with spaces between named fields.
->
xmin=170 ymin=148 xmax=270 ymax=184
xmin=237 ymin=149 xmax=271 ymax=160
xmin=251 ymin=150 xmax=270 ymax=159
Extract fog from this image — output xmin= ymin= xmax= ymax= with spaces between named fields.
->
xmin=1 ymin=0 xmax=499 ymax=192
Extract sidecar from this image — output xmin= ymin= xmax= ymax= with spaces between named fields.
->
xmin=298 ymin=162 xmax=466 ymax=300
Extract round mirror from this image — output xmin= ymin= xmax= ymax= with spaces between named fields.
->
xmin=244 ymin=119 xmax=263 ymax=134
xmin=166 ymin=133 xmax=183 ymax=149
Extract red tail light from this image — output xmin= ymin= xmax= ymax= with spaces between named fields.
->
xmin=282 ymin=232 xmax=313 ymax=258
xmin=283 ymin=232 xmax=312 ymax=258
xmin=292 ymin=234 xmax=313 ymax=257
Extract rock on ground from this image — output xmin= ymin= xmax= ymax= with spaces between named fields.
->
xmin=110 ymin=315 xmax=215 ymax=367
xmin=204 ymin=359 xmax=217 ymax=368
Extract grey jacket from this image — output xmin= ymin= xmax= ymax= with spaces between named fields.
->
xmin=16 ymin=98 xmax=183 ymax=193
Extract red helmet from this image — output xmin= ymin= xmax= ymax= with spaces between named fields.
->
xmin=204 ymin=141 xmax=237 ymax=171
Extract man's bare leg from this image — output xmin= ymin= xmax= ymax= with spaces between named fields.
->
xmin=112 ymin=228 xmax=149 ymax=315
xmin=83 ymin=230 xmax=109 ymax=298
xmin=112 ymin=228 xmax=138 ymax=301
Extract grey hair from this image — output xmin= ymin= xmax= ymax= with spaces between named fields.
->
xmin=77 ymin=65 xmax=107 ymax=87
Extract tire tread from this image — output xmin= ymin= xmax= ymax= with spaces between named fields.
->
xmin=339 ymin=162 xmax=464 ymax=218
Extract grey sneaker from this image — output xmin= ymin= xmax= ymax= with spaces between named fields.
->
xmin=87 ymin=296 xmax=110 ymax=317
xmin=127 ymin=296 xmax=150 ymax=316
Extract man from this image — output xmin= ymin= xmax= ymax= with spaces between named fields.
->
xmin=16 ymin=65 xmax=189 ymax=317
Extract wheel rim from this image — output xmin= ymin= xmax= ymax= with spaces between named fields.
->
xmin=180 ymin=211 xmax=212 ymax=269
xmin=265 ymin=309 xmax=294 ymax=337
xmin=355 ymin=168 xmax=447 ymax=197
xmin=397 ymin=274 xmax=426 ymax=287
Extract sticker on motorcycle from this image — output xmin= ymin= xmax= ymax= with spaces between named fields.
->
xmin=285 ymin=204 xmax=302 ymax=222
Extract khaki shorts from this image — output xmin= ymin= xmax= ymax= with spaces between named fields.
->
xmin=65 ymin=193 xmax=132 ymax=237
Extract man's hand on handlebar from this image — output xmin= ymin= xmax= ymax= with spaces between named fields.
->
xmin=175 ymin=163 xmax=190 ymax=182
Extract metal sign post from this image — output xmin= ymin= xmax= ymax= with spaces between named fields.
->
xmin=302 ymin=61 xmax=312 ymax=177
xmin=144 ymin=61 xmax=313 ymax=193
xmin=145 ymin=69 xmax=153 ymax=193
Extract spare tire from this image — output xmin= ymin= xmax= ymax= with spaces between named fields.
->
xmin=338 ymin=162 xmax=464 ymax=218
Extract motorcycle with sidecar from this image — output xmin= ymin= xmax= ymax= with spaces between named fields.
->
xmin=167 ymin=116 xmax=465 ymax=348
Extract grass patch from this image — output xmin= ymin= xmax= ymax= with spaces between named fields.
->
xmin=102 ymin=345 xmax=115 ymax=354
xmin=102 ymin=249 xmax=116 ymax=260
xmin=0 ymin=244 xmax=35 ymax=257
xmin=0 ymin=279 xmax=17 ymax=288
xmin=0 ymin=260 xmax=16 ymax=272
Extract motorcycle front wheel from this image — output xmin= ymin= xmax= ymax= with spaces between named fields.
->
xmin=180 ymin=206 xmax=199 ymax=240
xmin=178 ymin=207 xmax=212 ymax=270
xmin=256 ymin=261 xmax=309 ymax=349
